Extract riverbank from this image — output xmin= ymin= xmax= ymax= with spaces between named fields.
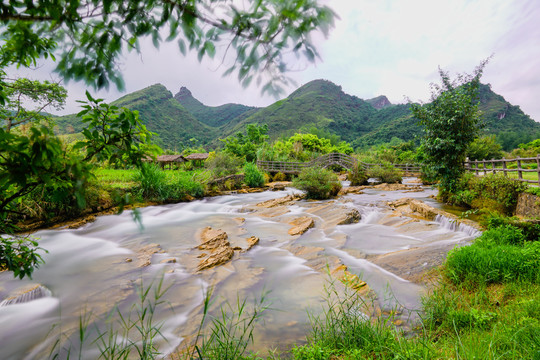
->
xmin=12 ymin=181 xmax=293 ymax=234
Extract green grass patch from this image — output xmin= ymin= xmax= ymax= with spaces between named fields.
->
xmin=94 ymin=168 xmax=138 ymax=190
xmin=133 ymin=164 xmax=206 ymax=201
xmin=446 ymin=225 xmax=540 ymax=285
xmin=422 ymin=278 xmax=540 ymax=359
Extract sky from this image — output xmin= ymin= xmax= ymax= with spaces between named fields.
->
xmin=14 ymin=0 xmax=540 ymax=121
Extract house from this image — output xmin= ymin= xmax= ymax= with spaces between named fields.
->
xmin=184 ymin=153 xmax=209 ymax=168
xmin=144 ymin=154 xmax=186 ymax=169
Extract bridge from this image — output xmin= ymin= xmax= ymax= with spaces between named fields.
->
xmin=256 ymin=153 xmax=421 ymax=175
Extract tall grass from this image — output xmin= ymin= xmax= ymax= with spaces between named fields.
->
xmin=135 ymin=163 xmax=168 ymax=199
xmin=95 ymin=277 xmax=169 ymax=359
xmin=446 ymin=224 xmax=540 ymax=285
xmin=48 ymin=277 xmax=169 ymax=360
xmin=422 ymin=278 xmax=540 ymax=359
xmin=293 ymin=279 xmax=432 ymax=359
xmin=134 ymin=163 xmax=205 ymax=201
xmin=177 ymin=288 xmax=271 ymax=360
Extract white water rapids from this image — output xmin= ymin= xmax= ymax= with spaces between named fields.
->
xmin=0 ymin=182 xmax=480 ymax=359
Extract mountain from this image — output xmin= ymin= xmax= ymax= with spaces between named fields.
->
xmin=54 ymin=79 xmax=539 ymax=151
xmin=366 ymin=95 xmax=392 ymax=109
xmin=477 ymin=84 xmax=538 ymax=132
xmin=55 ymin=84 xmax=215 ymax=150
xmin=174 ymin=87 xmax=258 ymax=128
xmin=220 ymin=79 xmax=382 ymax=143
xmin=216 ymin=79 xmax=422 ymax=148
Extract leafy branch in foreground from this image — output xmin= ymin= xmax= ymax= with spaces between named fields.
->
xmin=1 ymin=0 xmax=335 ymax=97
xmin=0 ymin=86 xmax=155 ymax=278
xmin=0 ymin=235 xmax=45 ymax=279
xmin=74 ymin=91 xmax=159 ymax=167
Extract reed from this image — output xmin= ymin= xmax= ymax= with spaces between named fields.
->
xmin=177 ymin=288 xmax=272 ymax=360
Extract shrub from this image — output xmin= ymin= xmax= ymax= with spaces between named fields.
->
xmin=243 ymin=162 xmax=265 ymax=188
xmin=419 ymin=164 xmax=439 ymax=185
xmin=176 ymin=177 xmax=205 ymax=198
xmin=292 ymin=167 xmax=342 ymax=199
xmin=367 ymin=163 xmax=403 ymax=184
xmin=204 ymin=152 xmax=243 ymax=178
xmin=448 ymin=173 xmax=527 ymax=215
xmin=348 ymin=163 xmax=368 ymax=186
xmin=273 ymin=172 xmax=287 ymax=182
xmin=526 ymin=187 xmax=540 ymax=197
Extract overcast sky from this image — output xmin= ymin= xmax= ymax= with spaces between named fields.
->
xmin=16 ymin=0 xmax=540 ymax=121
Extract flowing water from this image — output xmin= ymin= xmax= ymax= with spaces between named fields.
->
xmin=0 ymin=183 xmax=480 ymax=359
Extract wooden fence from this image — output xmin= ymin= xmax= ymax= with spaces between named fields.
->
xmin=363 ymin=162 xmax=421 ymax=174
xmin=464 ymin=155 xmax=540 ymax=185
xmin=257 ymin=153 xmax=421 ymax=175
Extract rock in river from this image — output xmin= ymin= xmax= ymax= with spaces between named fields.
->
xmin=288 ymin=216 xmax=315 ymax=236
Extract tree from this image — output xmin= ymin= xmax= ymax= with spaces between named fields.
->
xmin=410 ymin=60 xmax=488 ymax=197
xmin=222 ymin=123 xmax=269 ymax=162
xmin=0 ymin=78 xmax=67 ymax=132
xmin=466 ymin=135 xmax=503 ymax=161
xmin=0 ymin=0 xmax=335 ymax=99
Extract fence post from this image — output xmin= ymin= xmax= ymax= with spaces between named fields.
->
xmin=537 ymin=154 xmax=540 ymax=186
xmin=517 ymin=157 xmax=523 ymax=180
xmin=475 ymin=160 xmax=479 ymax=175
xmin=492 ymin=159 xmax=496 ymax=174
xmin=502 ymin=158 xmax=507 ymax=177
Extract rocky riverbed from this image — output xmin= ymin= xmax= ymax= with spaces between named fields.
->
xmin=0 ymin=181 xmax=481 ymax=358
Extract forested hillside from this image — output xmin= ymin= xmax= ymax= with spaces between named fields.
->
xmin=55 ymin=84 xmax=216 ymax=150
xmin=174 ymin=87 xmax=258 ymax=127
xmin=55 ymin=79 xmax=539 ymax=151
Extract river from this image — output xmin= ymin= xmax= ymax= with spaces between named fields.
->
xmin=0 ymin=181 xmax=480 ymax=359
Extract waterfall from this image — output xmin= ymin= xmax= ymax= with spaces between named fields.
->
xmin=434 ymin=214 xmax=481 ymax=237
xmin=0 ymin=285 xmax=52 ymax=307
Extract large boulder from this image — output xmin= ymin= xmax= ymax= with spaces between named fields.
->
xmin=256 ymin=194 xmax=304 ymax=208
xmin=198 ymin=227 xmax=229 ymax=250
xmin=196 ymin=227 xmax=235 ymax=271
xmin=197 ymin=245 xmax=234 ymax=271
xmin=288 ymin=216 xmax=315 ymax=236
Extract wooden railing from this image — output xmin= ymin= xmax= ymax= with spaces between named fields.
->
xmin=257 ymin=153 xmax=421 ymax=175
xmin=464 ymin=155 xmax=540 ymax=185
xmin=256 ymin=160 xmax=312 ymax=174
xmin=363 ymin=162 xmax=422 ymax=174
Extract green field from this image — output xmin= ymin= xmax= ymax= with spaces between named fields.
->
xmin=94 ymin=168 xmax=210 ymax=190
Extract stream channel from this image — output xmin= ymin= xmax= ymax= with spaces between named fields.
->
xmin=0 ymin=180 xmax=480 ymax=359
